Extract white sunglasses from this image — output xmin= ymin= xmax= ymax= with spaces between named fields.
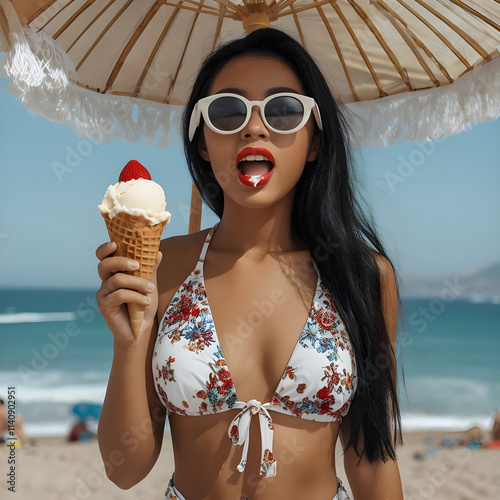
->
xmin=188 ymin=92 xmax=323 ymax=141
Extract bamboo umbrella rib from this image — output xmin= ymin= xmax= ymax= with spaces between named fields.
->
xmin=329 ymin=0 xmax=387 ymax=98
xmin=230 ymin=6 xmax=248 ymax=18
xmin=373 ymin=0 xmax=453 ymax=84
xmin=289 ymin=3 xmax=307 ymax=50
xmin=414 ymin=0 xmax=489 ymax=58
xmin=271 ymin=0 xmax=296 ymax=17
xmin=104 ymin=2 xmax=166 ymax=93
xmin=27 ymin=0 xmax=60 ymax=25
xmin=371 ymin=0 xmax=438 ymax=86
xmin=188 ymin=0 xmax=227 ymax=233
xmin=212 ymin=0 xmax=246 ymax=17
xmin=77 ymin=86 xmax=178 ymax=103
xmin=164 ymin=0 xmax=223 ymax=15
xmin=371 ymin=79 xmax=443 ymax=97
xmin=53 ymin=0 xmax=97 ymax=40
xmin=377 ymin=0 xmax=454 ymax=83
xmin=188 ymin=183 xmax=203 ymax=234
xmin=347 ymin=0 xmax=413 ymax=91
xmin=67 ymin=0 xmax=116 ymax=52
xmin=470 ymin=47 xmax=500 ymax=68
xmin=184 ymin=0 xmax=215 ymax=234
xmin=38 ymin=0 xmax=77 ymax=32
xmin=133 ymin=5 xmax=181 ymax=97
xmin=275 ymin=0 xmax=293 ymax=9
xmin=448 ymin=0 xmax=500 ymax=32
xmin=456 ymin=48 xmax=500 ymax=77
xmin=315 ymin=0 xmax=359 ymax=102
xmin=76 ymin=0 xmax=135 ymax=72
xmin=211 ymin=1 xmax=227 ymax=51
xmin=0 ymin=7 xmax=8 ymax=35
xmin=199 ymin=0 xmax=237 ymax=12
xmin=394 ymin=0 xmax=471 ymax=69
xmin=81 ymin=85 xmax=171 ymax=102
xmin=277 ymin=0 xmax=337 ymax=17
xmin=186 ymin=0 xmax=227 ymax=235
xmin=163 ymin=3 xmax=224 ymax=16
xmin=164 ymin=0 xmax=203 ymax=103
xmin=11 ymin=1 xmax=28 ymax=24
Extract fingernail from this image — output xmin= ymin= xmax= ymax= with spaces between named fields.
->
xmin=145 ymin=296 xmax=152 ymax=303
xmin=129 ymin=261 xmax=139 ymax=269
xmin=106 ymin=242 xmax=114 ymax=248
xmin=147 ymin=283 xmax=155 ymax=291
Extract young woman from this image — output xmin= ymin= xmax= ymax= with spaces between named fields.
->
xmin=96 ymin=28 xmax=404 ymax=500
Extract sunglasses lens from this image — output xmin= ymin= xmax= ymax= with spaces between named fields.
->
xmin=208 ymin=97 xmax=247 ymax=132
xmin=265 ymin=96 xmax=304 ymax=131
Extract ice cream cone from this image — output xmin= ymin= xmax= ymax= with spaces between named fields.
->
xmin=102 ymin=212 xmax=167 ymax=339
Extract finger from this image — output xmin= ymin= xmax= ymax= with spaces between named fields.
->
xmin=96 ymin=241 xmax=117 ymax=262
xmin=97 ymin=257 xmax=140 ymax=281
xmin=99 ymin=273 xmax=155 ymax=298
xmin=99 ymin=288 xmax=153 ymax=310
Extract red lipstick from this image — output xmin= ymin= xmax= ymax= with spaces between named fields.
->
xmin=236 ymin=147 xmax=275 ymax=166
xmin=235 ymin=147 xmax=275 ymax=188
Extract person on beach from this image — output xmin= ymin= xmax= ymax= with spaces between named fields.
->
xmin=0 ymin=398 xmax=31 ymax=446
xmin=492 ymin=411 xmax=500 ymax=441
xmin=67 ymin=418 xmax=96 ymax=442
xmin=96 ymin=28 xmax=404 ymax=500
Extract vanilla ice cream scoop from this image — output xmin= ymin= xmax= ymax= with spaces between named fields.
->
xmin=99 ymin=178 xmax=171 ymax=226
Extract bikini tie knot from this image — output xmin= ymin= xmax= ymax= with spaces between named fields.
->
xmin=228 ymin=399 xmax=276 ymax=477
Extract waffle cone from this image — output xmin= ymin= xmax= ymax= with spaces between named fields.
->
xmin=102 ymin=212 xmax=167 ymax=339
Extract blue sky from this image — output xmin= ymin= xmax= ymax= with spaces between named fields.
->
xmin=1 ymin=78 xmax=499 ymax=289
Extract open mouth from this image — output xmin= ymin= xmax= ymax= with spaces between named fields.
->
xmin=237 ymin=154 xmax=274 ymax=175
xmin=236 ymin=149 xmax=275 ymax=187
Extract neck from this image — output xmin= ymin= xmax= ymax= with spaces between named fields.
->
xmin=212 ymin=192 xmax=305 ymax=255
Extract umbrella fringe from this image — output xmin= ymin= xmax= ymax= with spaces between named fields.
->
xmin=0 ymin=0 xmax=45 ymax=86
xmin=347 ymin=57 xmax=500 ymax=147
xmin=0 ymin=0 xmax=181 ymax=147
xmin=0 ymin=0 xmax=499 ymax=147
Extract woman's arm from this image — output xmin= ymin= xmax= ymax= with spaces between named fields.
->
xmin=340 ymin=254 xmax=403 ymax=499
xmin=340 ymin=414 xmax=403 ymax=499
xmin=96 ymin=243 xmax=167 ymax=489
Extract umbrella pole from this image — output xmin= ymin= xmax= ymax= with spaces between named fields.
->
xmin=188 ymin=183 xmax=202 ymax=234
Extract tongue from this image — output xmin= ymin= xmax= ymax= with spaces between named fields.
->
xmin=239 ymin=161 xmax=273 ymax=176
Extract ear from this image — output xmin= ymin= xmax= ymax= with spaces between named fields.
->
xmin=198 ymin=134 xmax=210 ymax=162
xmin=307 ymin=132 xmax=320 ymax=162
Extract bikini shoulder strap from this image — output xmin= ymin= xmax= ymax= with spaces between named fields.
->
xmin=194 ymin=223 xmax=219 ymax=274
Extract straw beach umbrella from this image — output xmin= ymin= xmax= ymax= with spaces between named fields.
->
xmin=1 ymin=0 xmax=500 ymax=231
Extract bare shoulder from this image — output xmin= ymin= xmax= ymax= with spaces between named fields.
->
xmin=370 ymin=250 xmax=398 ymax=343
xmin=370 ymin=251 xmax=395 ymax=279
xmin=370 ymin=251 xmax=398 ymax=294
xmin=156 ymin=228 xmax=212 ymax=319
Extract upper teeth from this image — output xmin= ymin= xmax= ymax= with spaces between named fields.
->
xmin=240 ymin=154 xmax=269 ymax=162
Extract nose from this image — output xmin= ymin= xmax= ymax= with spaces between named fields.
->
xmin=240 ymin=105 xmax=270 ymax=140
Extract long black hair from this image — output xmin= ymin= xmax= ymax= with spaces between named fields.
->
xmin=181 ymin=28 xmax=403 ymax=463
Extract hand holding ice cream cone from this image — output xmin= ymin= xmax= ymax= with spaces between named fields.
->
xmin=98 ymin=161 xmax=171 ymax=340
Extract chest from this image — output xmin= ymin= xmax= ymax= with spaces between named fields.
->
xmin=204 ymin=258 xmax=318 ymax=402
xmin=155 ymin=256 xmax=357 ymax=418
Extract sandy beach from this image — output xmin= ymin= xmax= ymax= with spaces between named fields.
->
xmin=2 ymin=429 xmax=499 ymax=499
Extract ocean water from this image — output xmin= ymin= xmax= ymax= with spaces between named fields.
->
xmin=397 ymin=297 xmax=500 ymax=431
xmin=0 ymin=289 xmax=499 ymax=437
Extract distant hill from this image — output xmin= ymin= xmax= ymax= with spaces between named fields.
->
xmin=402 ymin=262 xmax=500 ymax=300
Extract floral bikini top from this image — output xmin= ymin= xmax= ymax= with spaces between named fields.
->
xmin=152 ymin=224 xmax=357 ymax=478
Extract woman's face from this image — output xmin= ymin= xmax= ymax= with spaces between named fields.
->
xmin=198 ymin=55 xmax=319 ymax=210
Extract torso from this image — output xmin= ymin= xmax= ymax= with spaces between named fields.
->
xmin=156 ymin=228 xmax=343 ymax=500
